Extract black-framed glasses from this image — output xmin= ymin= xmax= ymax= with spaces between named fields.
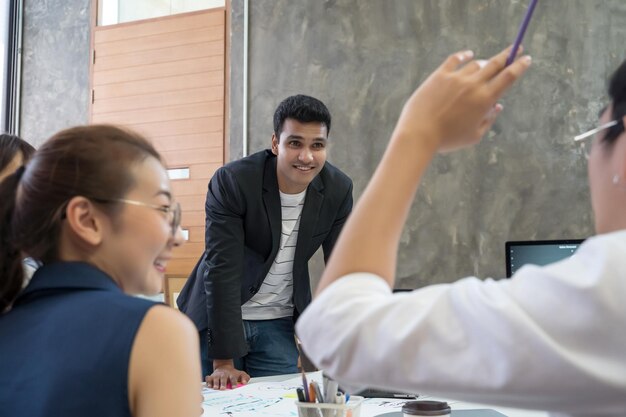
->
xmin=574 ymin=119 xmax=621 ymax=159
xmin=93 ymin=198 xmax=181 ymax=236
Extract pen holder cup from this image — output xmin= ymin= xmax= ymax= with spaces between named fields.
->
xmin=295 ymin=396 xmax=363 ymax=417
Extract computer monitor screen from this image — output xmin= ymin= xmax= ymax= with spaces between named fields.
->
xmin=505 ymin=239 xmax=585 ymax=278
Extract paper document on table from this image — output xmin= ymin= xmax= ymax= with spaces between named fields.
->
xmin=200 ymin=371 xmax=428 ymax=417
xmin=201 ymin=372 xmax=323 ymax=417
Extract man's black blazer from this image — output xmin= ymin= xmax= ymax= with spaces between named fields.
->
xmin=177 ymin=149 xmax=353 ymax=359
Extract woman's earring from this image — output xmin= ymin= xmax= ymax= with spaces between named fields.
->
xmin=613 ymin=174 xmax=620 ymax=185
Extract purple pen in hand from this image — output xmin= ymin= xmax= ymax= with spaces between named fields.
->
xmin=506 ymin=0 xmax=539 ymax=66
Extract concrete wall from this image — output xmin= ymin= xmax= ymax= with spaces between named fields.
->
xmin=20 ymin=0 xmax=91 ymax=147
xmin=17 ymin=1 xmax=625 ymax=286
xmin=229 ymin=0 xmax=626 ymax=287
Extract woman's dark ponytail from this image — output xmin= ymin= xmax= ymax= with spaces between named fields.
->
xmin=0 ymin=167 xmax=26 ymax=312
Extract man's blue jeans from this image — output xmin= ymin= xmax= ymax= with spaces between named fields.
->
xmin=199 ymin=317 xmax=299 ymax=378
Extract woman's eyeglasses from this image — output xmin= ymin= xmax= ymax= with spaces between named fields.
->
xmin=93 ymin=198 xmax=181 ymax=236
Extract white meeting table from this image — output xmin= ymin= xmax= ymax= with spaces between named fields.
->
xmin=200 ymin=372 xmax=550 ymax=417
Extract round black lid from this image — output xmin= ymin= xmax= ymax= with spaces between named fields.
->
xmin=401 ymin=400 xmax=451 ymax=416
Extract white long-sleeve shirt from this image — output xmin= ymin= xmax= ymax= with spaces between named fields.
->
xmin=296 ymin=230 xmax=626 ymax=417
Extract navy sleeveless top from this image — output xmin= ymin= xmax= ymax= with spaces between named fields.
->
xmin=0 ymin=262 xmax=156 ymax=417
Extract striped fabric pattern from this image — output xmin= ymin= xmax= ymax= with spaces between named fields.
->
xmin=241 ymin=189 xmax=307 ymax=320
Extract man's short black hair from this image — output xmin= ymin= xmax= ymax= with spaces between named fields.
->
xmin=273 ymin=95 xmax=331 ymax=139
xmin=605 ymin=58 xmax=626 ymax=145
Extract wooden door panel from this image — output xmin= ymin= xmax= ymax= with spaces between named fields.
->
xmin=95 ymin=11 xmax=223 ymax=43
xmin=179 ymin=210 xmax=204 ymax=227
xmin=92 ymin=101 xmax=223 ymax=125
xmin=92 ymin=87 xmax=223 ymax=115
xmin=166 ymin=258 xmax=203 ymax=277
xmin=131 ymin=117 xmax=223 ymax=138
xmin=170 ymin=178 xmax=213 ymax=197
xmin=95 ymin=41 xmax=224 ymax=71
xmin=96 ymin=26 xmax=223 ymax=57
xmin=94 ymin=71 xmax=223 ymax=100
xmin=91 ymin=10 xmax=226 ymax=287
xmin=151 ymin=133 xmax=223 ymax=151
xmin=176 ymin=194 xmax=207 ymax=211
xmin=93 ymin=56 xmax=223 ymax=86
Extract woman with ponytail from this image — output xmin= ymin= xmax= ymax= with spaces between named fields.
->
xmin=0 ymin=125 xmax=201 ymax=417
xmin=0 ymin=133 xmax=35 ymax=182
xmin=0 ymin=135 xmax=38 ymax=288
xmin=0 ymin=165 xmax=28 ymax=310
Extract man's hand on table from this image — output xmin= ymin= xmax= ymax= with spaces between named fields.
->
xmin=206 ymin=359 xmax=251 ymax=390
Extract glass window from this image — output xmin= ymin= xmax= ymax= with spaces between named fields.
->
xmin=0 ymin=0 xmax=21 ymax=134
xmin=0 ymin=3 xmax=9 ymax=127
xmin=98 ymin=0 xmax=225 ymax=26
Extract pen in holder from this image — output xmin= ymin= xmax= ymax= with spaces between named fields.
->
xmin=295 ymin=395 xmax=363 ymax=417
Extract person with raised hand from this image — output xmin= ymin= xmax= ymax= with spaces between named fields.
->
xmin=299 ymin=47 xmax=625 ymax=415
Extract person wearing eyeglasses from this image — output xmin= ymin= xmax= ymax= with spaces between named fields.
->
xmin=0 ymin=125 xmax=201 ymax=417
xmin=574 ymin=109 xmax=624 ymax=160
xmin=297 ymin=49 xmax=626 ymax=416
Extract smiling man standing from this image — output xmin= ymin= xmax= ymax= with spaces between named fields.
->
xmin=177 ymin=95 xmax=353 ymax=388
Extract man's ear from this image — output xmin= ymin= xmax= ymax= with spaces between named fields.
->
xmin=271 ymin=134 xmax=279 ymax=155
xmin=64 ymin=196 xmax=105 ymax=247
